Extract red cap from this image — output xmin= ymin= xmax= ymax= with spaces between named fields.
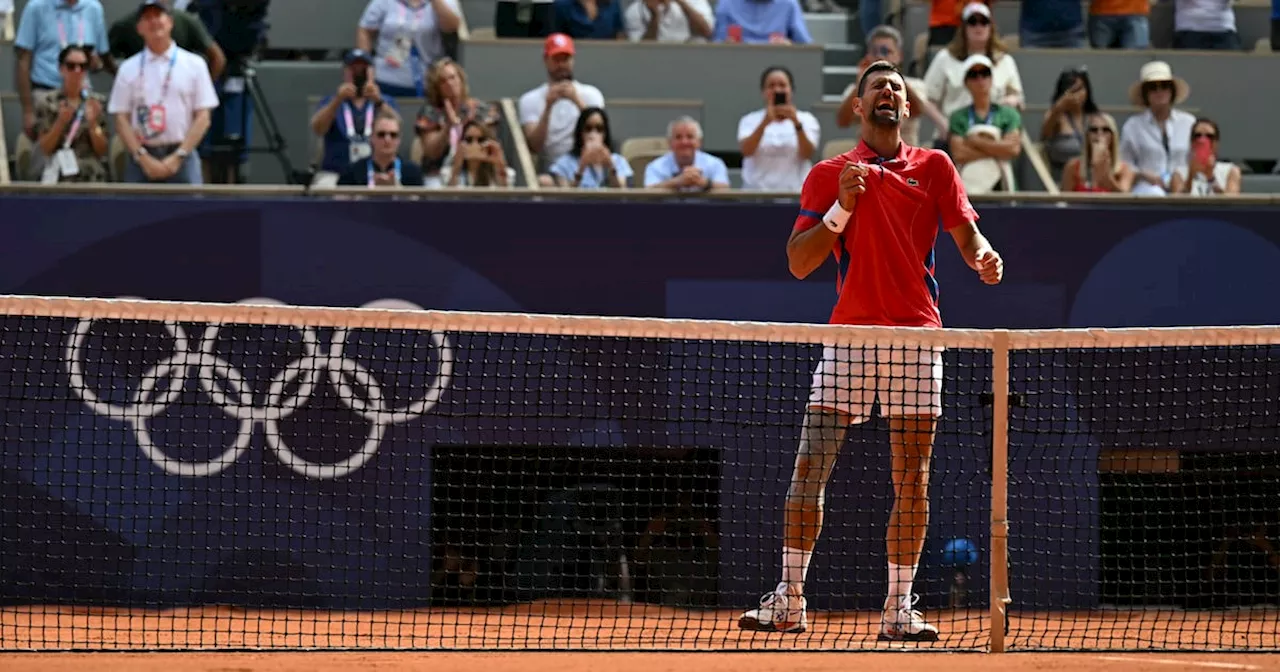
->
xmin=544 ymin=33 xmax=575 ymax=57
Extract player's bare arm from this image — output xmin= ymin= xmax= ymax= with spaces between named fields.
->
xmin=949 ymin=222 xmax=1004 ymax=285
xmin=786 ymin=163 xmax=869 ymax=279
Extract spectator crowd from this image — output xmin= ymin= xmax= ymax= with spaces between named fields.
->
xmin=2 ymin=0 xmax=1271 ymax=196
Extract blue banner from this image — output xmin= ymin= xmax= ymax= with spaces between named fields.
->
xmin=1 ymin=197 xmax=1278 ymax=616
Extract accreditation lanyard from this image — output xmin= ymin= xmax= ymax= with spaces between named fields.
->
xmin=343 ymin=101 xmax=375 ymax=140
xmin=56 ymin=12 xmax=86 ymax=49
xmin=63 ymin=94 xmax=88 ymax=149
xmin=139 ymin=49 xmax=179 ymax=107
xmin=399 ymin=1 xmax=427 ymax=97
xmin=368 ymin=157 xmax=402 ymax=188
xmin=967 ymin=105 xmax=994 ymax=127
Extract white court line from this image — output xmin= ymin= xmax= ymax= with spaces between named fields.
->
xmin=1096 ymin=655 xmax=1261 ymax=670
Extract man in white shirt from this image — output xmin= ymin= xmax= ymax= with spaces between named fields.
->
xmin=518 ymin=33 xmax=605 ymax=183
xmin=108 ymin=0 xmax=219 ymax=184
xmin=624 ymin=0 xmax=714 ymax=42
xmin=1173 ymin=0 xmax=1241 ymax=50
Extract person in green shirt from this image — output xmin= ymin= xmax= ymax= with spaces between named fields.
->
xmin=108 ymin=0 xmax=225 ymax=79
xmin=947 ymin=53 xmax=1022 ymax=190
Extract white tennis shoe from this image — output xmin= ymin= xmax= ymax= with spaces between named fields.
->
xmin=878 ymin=594 xmax=940 ymax=642
xmin=738 ymin=581 xmax=807 ymax=633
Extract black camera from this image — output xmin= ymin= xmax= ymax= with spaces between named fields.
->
xmin=191 ymin=0 xmax=271 ymax=59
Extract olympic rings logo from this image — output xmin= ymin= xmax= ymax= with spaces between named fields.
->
xmin=64 ymin=297 xmax=454 ymax=480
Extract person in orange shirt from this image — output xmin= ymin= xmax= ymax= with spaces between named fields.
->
xmin=1088 ymin=0 xmax=1150 ymax=48
xmin=928 ymin=0 xmax=992 ymax=46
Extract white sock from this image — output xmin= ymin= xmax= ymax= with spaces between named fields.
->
xmin=887 ymin=562 xmax=917 ymax=608
xmin=781 ymin=546 xmax=812 ymax=588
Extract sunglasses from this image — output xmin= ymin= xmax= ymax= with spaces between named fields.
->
xmin=375 ymin=131 xmax=399 ymax=139
xmin=966 ymin=16 xmax=990 ymax=26
xmin=965 ymin=69 xmax=992 ymax=80
xmin=62 ymin=61 xmax=88 ymax=71
xmin=462 ymin=136 xmax=486 ymax=144
xmin=1087 ymin=126 xmax=1111 ymax=134
xmin=583 ymin=124 xmax=606 ymax=133
xmin=1192 ymin=132 xmax=1217 ymax=140
xmin=1143 ymin=81 xmax=1173 ymax=91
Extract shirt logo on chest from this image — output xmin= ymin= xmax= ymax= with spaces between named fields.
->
xmin=907 ymin=178 xmax=920 ymax=187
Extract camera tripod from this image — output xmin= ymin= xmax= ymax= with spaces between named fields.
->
xmin=206 ymin=58 xmax=302 ymax=184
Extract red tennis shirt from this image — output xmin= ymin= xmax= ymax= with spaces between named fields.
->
xmin=793 ymin=140 xmax=978 ymax=328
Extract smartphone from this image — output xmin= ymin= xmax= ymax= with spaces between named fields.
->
xmin=1193 ymin=137 xmax=1214 ymax=166
xmin=772 ymin=91 xmax=787 ymax=106
xmin=353 ymin=72 xmax=368 ymax=90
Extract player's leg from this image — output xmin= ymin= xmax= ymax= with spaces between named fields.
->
xmin=738 ymin=346 xmax=869 ymax=633
xmin=878 ymin=346 xmax=944 ymax=642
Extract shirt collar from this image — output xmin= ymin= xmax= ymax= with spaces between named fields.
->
xmin=55 ymin=0 xmax=82 ymax=11
xmin=852 ymin=138 xmax=907 ymax=163
xmin=145 ymin=42 xmax=177 ymax=62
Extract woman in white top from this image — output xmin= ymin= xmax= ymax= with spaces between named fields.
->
xmin=1169 ymin=118 xmax=1241 ymax=196
xmin=738 ymin=66 xmax=820 ymax=192
xmin=923 ymin=2 xmax=1024 ymax=119
xmin=357 ymin=0 xmax=462 ymax=98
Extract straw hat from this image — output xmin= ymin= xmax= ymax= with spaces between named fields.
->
xmin=1127 ymin=61 xmax=1190 ymax=107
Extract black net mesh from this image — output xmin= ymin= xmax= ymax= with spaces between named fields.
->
xmin=0 ymin=306 xmax=1276 ymax=652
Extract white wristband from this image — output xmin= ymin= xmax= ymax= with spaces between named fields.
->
xmin=822 ymin=202 xmax=851 ymax=233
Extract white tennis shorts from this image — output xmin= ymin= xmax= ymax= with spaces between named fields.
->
xmin=807 ymin=345 xmax=944 ymax=422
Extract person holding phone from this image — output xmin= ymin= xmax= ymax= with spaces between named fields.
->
xmin=548 ymin=106 xmax=632 ymax=188
xmin=738 ymin=65 xmax=820 ymax=191
xmin=310 ymin=49 xmax=400 ymax=187
xmin=448 ymin=120 xmax=509 ymax=187
xmin=1060 ymin=112 xmax=1135 ymax=193
xmin=1169 ymin=118 xmax=1240 ymax=196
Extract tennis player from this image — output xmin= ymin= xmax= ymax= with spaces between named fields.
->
xmin=738 ymin=60 xmax=1003 ymax=641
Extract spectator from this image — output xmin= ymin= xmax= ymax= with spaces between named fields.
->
xmin=923 ymin=2 xmax=1023 ymax=120
xmin=927 ymin=0 xmax=992 ymax=47
xmin=712 ymin=0 xmax=811 ymax=44
xmin=310 ymin=49 xmax=399 ymax=187
xmin=644 ymin=116 xmax=730 ymax=192
xmin=496 ymin=0 xmax=554 ymax=38
xmin=1088 ymin=0 xmax=1150 ymax=49
xmin=1119 ymin=61 xmax=1195 ymax=196
xmin=32 ymin=45 xmax=109 ymax=183
xmin=624 ymin=0 xmax=714 ymax=42
xmin=737 ymin=65 xmax=819 ymax=191
xmin=552 ymin=0 xmax=624 ymax=39
xmin=1040 ymin=66 xmax=1097 ymax=180
xmin=836 ymin=25 xmax=948 ymax=148
xmin=1061 ymin=112 xmax=1136 ymax=193
xmin=1169 ymin=118 xmax=1241 ymax=196
xmin=447 ymin=119 xmax=510 ymax=188
xmin=15 ymin=0 xmax=113 ymax=141
xmin=109 ymin=0 xmax=225 ymax=78
xmin=415 ymin=58 xmax=500 ymax=185
xmin=549 ymin=106 xmax=632 ymax=188
xmin=107 ymin=0 xmax=219 ymax=185
xmin=518 ymin=33 xmax=606 ymax=182
xmin=357 ymin=0 xmax=462 ymax=98
xmin=947 ymin=54 xmax=1021 ymax=192
xmin=1019 ymin=0 xmax=1085 ymax=48
xmin=1173 ymin=0 xmax=1240 ymax=50
xmin=338 ymin=110 xmax=426 ymax=187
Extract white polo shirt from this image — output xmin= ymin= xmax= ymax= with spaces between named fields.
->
xmin=107 ymin=42 xmax=219 ymax=147
xmin=737 ymin=108 xmax=821 ymax=192
xmin=518 ymin=80 xmax=606 ymax=167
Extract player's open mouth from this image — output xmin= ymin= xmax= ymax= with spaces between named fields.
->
xmin=876 ymin=100 xmax=895 ymax=112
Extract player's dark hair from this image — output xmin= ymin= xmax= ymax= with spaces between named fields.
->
xmin=570 ymin=106 xmax=616 ymax=157
xmin=856 ymin=60 xmax=901 ymax=96
xmin=759 ymin=66 xmax=794 ymax=91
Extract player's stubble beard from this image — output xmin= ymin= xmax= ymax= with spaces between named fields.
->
xmin=867 ymin=95 xmax=903 ymax=129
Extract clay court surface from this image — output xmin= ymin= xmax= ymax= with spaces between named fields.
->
xmin=2 ymin=601 xmax=1277 ymax=670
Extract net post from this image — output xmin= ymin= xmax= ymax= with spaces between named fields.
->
xmin=989 ymin=329 xmax=1012 ymax=653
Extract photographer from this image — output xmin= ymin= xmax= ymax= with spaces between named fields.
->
xmin=190 ymin=0 xmax=270 ymax=183
xmin=310 ymin=49 xmax=399 ymax=188
xmin=737 ymin=65 xmax=819 ymax=192
xmin=447 ymin=120 xmax=509 ymax=188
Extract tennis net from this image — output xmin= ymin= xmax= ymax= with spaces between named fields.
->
xmin=0 ymin=296 xmax=1276 ymax=652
